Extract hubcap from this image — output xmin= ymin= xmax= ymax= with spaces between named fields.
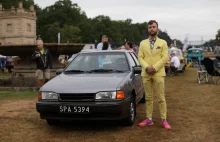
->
xmin=130 ymin=101 xmax=135 ymax=122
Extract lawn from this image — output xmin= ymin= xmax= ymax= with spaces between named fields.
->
xmin=0 ymin=91 xmax=38 ymax=100
xmin=0 ymin=75 xmax=11 ymax=79
xmin=0 ymin=68 xmax=219 ymax=142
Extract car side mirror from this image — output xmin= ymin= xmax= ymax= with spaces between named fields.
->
xmin=133 ymin=66 xmax=142 ymax=74
xmin=56 ymin=69 xmax=64 ymax=75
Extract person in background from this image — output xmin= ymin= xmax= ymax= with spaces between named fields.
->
xmin=97 ymin=35 xmax=112 ymax=50
xmin=120 ymin=45 xmax=126 ymax=50
xmin=32 ymin=40 xmax=53 ymax=88
xmin=170 ymin=53 xmax=180 ymax=75
xmin=0 ymin=54 xmax=7 ymax=72
xmin=214 ymin=45 xmax=220 ymax=60
xmin=102 ymin=42 xmax=109 ymax=50
xmin=133 ymin=44 xmax=137 ymax=53
xmin=125 ymin=41 xmax=135 ymax=53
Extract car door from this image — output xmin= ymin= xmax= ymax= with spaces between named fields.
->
xmin=130 ymin=53 xmax=145 ymax=102
xmin=127 ymin=53 xmax=143 ymax=103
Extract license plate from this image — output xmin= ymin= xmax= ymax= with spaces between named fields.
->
xmin=59 ymin=106 xmax=90 ymax=113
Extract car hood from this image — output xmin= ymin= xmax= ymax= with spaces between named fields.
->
xmin=41 ymin=73 xmax=129 ymax=93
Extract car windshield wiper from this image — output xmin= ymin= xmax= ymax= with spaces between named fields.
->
xmin=89 ymin=69 xmax=125 ymax=73
xmin=64 ymin=70 xmax=92 ymax=73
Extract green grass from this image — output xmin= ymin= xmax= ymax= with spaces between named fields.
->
xmin=0 ymin=91 xmax=38 ymax=100
xmin=0 ymin=75 xmax=11 ymax=79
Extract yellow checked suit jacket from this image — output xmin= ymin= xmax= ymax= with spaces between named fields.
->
xmin=138 ymin=37 xmax=169 ymax=77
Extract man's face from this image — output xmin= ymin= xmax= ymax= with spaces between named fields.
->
xmin=148 ymin=23 xmax=158 ymax=37
xmin=37 ymin=42 xmax=43 ymax=50
xmin=102 ymin=37 xmax=108 ymax=43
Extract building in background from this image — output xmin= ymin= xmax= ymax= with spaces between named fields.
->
xmin=0 ymin=2 xmax=36 ymax=45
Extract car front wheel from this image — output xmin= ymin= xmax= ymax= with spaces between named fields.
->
xmin=123 ymin=96 xmax=136 ymax=126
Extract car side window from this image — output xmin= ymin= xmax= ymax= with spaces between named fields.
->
xmin=130 ymin=53 xmax=140 ymax=66
xmin=127 ymin=53 xmax=136 ymax=67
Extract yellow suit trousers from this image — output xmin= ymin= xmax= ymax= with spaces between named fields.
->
xmin=143 ymin=75 xmax=167 ymax=120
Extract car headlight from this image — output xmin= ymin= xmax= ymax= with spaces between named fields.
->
xmin=96 ymin=92 xmax=116 ymax=99
xmin=95 ymin=91 xmax=125 ymax=100
xmin=38 ymin=92 xmax=59 ymax=100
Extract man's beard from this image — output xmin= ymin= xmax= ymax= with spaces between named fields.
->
xmin=149 ymin=32 xmax=157 ymax=37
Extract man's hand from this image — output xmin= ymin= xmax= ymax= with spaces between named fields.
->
xmin=35 ymin=54 xmax=40 ymax=58
xmin=146 ymin=66 xmax=156 ymax=75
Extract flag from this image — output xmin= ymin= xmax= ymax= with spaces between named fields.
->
xmin=183 ymin=34 xmax=190 ymax=51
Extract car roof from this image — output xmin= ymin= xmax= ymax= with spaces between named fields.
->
xmin=80 ymin=49 xmax=132 ymax=53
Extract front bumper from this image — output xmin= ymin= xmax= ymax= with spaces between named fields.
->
xmin=36 ymin=98 xmax=130 ymax=120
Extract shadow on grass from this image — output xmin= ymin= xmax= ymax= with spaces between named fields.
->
xmin=45 ymin=120 xmax=126 ymax=132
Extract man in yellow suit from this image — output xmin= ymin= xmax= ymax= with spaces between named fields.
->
xmin=138 ymin=20 xmax=171 ymax=130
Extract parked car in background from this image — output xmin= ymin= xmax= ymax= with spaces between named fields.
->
xmin=168 ymin=47 xmax=186 ymax=71
xmin=187 ymin=48 xmax=203 ymax=61
xmin=36 ymin=50 xmax=145 ymax=126
xmin=187 ymin=48 xmax=203 ymax=67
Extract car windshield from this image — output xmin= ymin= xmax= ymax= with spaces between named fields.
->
xmin=168 ymin=50 xmax=181 ymax=56
xmin=65 ymin=52 xmax=130 ymax=73
xmin=68 ymin=54 xmax=78 ymax=62
xmin=188 ymin=50 xmax=202 ymax=54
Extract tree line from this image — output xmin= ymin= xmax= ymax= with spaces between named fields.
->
xmin=0 ymin=0 xmax=182 ymax=46
xmin=203 ymin=29 xmax=220 ymax=47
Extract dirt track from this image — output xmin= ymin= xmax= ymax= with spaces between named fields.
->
xmin=0 ymin=68 xmax=220 ymax=142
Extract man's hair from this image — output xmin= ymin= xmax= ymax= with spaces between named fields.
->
xmin=148 ymin=20 xmax=158 ymax=27
xmin=102 ymin=35 xmax=108 ymax=39
xmin=126 ymin=41 xmax=133 ymax=48
xmin=37 ymin=40 xmax=44 ymax=45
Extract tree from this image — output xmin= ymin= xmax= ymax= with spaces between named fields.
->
xmin=203 ymin=39 xmax=217 ymax=47
xmin=14 ymin=0 xmax=175 ymax=44
xmin=60 ymin=25 xmax=81 ymax=43
xmin=216 ymin=29 xmax=220 ymax=44
xmin=204 ymin=29 xmax=220 ymax=47
xmin=158 ymin=30 xmax=172 ymax=46
xmin=172 ymin=39 xmax=183 ymax=47
xmin=0 ymin=0 xmax=34 ymax=9
xmin=38 ymin=22 xmax=60 ymax=43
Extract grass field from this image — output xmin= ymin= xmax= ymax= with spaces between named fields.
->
xmin=0 ymin=68 xmax=219 ymax=142
xmin=0 ymin=91 xmax=37 ymax=100
xmin=0 ymin=75 xmax=11 ymax=79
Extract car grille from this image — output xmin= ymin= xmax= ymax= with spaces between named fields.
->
xmin=59 ymin=93 xmax=95 ymax=101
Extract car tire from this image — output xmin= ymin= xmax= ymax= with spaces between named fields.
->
xmin=46 ymin=119 xmax=61 ymax=126
xmin=140 ymin=92 xmax=146 ymax=103
xmin=123 ymin=96 xmax=136 ymax=126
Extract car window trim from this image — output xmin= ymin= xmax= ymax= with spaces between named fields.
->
xmin=130 ymin=53 xmax=140 ymax=66
xmin=128 ymin=53 xmax=138 ymax=66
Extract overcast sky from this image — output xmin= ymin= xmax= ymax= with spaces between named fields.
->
xmin=35 ymin=0 xmax=220 ymax=41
